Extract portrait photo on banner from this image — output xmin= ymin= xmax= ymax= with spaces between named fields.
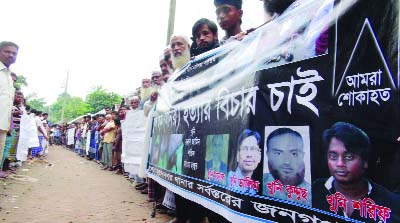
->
xmin=312 ymin=122 xmax=400 ymax=222
xmin=152 ymin=134 xmax=170 ymax=169
xmin=167 ymin=134 xmax=184 ymax=174
xmin=204 ymin=134 xmax=229 ymax=185
xmin=227 ymin=129 xmax=262 ymax=195
xmin=150 ymin=134 xmax=161 ymax=166
xmin=263 ymin=126 xmax=312 ymax=206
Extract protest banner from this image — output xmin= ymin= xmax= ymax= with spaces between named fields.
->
xmin=148 ymin=0 xmax=400 ymax=222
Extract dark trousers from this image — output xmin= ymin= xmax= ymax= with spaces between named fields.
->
xmin=174 ymin=194 xmax=230 ymax=223
xmin=175 ymin=194 xmax=206 ymax=223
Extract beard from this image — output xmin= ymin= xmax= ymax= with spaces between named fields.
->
xmin=269 ymin=162 xmax=305 ymax=186
xmin=190 ymin=40 xmax=219 ymax=57
xmin=171 ymin=48 xmax=191 ymax=70
xmin=140 ymin=87 xmax=153 ymax=102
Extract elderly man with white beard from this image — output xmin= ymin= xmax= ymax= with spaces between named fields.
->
xmin=170 ymin=35 xmax=191 ymax=70
xmin=139 ymin=78 xmax=153 ymax=104
xmin=165 ymin=34 xmax=209 ymax=223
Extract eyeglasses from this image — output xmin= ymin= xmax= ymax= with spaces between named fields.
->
xmin=239 ymin=146 xmax=261 ymax=153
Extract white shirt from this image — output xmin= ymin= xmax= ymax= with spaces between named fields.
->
xmin=0 ymin=61 xmax=15 ymax=131
xmin=35 ymin=116 xmax=45 ymax=137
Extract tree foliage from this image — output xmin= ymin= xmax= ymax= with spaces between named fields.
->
xmin=25 ymin=93 xmax=47 ymax=112
xmin=48 ymin=93 xmax=90 ymax=123
xmin=37 ymin=86 xmax=120 ymax=123
xmin=85 ymin=86 xmax=122 ymax=113
xmin=15 ymin=74 xmax=28 ymax=90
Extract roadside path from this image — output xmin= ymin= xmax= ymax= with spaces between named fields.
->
xmin=0 ymin=145 xmax=172 ymax=223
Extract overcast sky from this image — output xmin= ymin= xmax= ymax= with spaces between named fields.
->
xmin=1 ymin=0 xmax=265 ymax=104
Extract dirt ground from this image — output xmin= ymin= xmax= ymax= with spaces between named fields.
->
xmin=0 ymin=145 xmax=173 ymax=223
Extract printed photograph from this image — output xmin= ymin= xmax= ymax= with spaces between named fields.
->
xmin=151 ymin=134 xmax=170 ymax=169
xmin=312 ymin=122 xmax=400 ymax=222
xmin=167 ymin=134 xmax=184 ymax=174
xmin=263 ymin=126 xmax=311 ymax=205
xmin=204 ymin=134 xmax=229 ymax=185
xmin=227 ymin=129 xmax=262 ymax=195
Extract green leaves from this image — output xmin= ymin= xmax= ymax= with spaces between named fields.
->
xmin=25 ymin=86 xmax=121 ymax=124
xmin=14 ymin=74 xmax=28 ymax=90
xmin=46 ymin=86 xmax=121 ymax=123
xmin=47 ymin=93 xmax=88 ymax=123
xmin=85 ymin=86 xmax=122 ymax=113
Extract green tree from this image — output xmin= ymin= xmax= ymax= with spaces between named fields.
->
xmin=85 ymin=86 xmax=122 ymax=113
xmin=25 ymin=93 xmax=47 ymax=111
xmin=48 ymin=93 xmax=90 ymax=123
xmin=15 ymin=74 xmax=28 ymax=90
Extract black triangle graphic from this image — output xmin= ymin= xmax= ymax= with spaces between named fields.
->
xmin=334 ymin=18 xmax=396 ymax=96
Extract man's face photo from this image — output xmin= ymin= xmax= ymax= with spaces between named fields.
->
xmin=237 ymin=135 xmax=261 ymax=174
xmin=267 ymin=133 xmax=305 ymax=185
xmin=327 ymin=137 xmax=367 ymax=184
xmin=211 ymin=135 xmax=224 ymax=160
xmin=205 ymin=134 xmax=229 ymax=182
xmin=167 ymin=134 xmax=184 ymax=173
xmin=151 ymin=135 xmax=161 ymax=164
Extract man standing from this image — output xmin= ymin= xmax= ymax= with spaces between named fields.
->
xmin=95 ymin=114 xmax=105 ymax=161
xmin=100 ymin=114 xmax=115 ymax=170
xmin=129 ymin=96 xmax=140 ymax=111
xmin=263 ymin=127 xmax=311 ymax=205
xmin=214 ymin=0 xmax=243 ymax=44
xmin=159 ymin=51 xmax=173 ymax=82
xmin=170 ymin=35 xmax=191 ymax=70
xmin=104 ymin=106 xmax=111 ymax=115
xmin=32 ymin=111 xmax=49 ymax=157
xmin=190 ymin=18 xmax=219 ymax=57
xmin=151 ymin=71 xmax=164 ymax=90
xmin=42 ymin=113 xmax=50 ymax=156
xmin=139 ymin=78 xmax=153 ymax=106
xmin=169 ymin=35 xmax=212 ymax=223
xmin=80 ymin=115 xmax=90 ymax=157
xmin=0 ymin=41 xmax=18 ymax=178
xmin=88 ymin=115 xmax=98 ymax=160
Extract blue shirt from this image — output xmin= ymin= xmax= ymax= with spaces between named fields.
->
xmin=227 ymin=168 xmax=258 ymax=195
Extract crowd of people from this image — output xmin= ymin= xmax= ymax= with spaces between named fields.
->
xmin=0 ymin=0 xmax=332 ymax=222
